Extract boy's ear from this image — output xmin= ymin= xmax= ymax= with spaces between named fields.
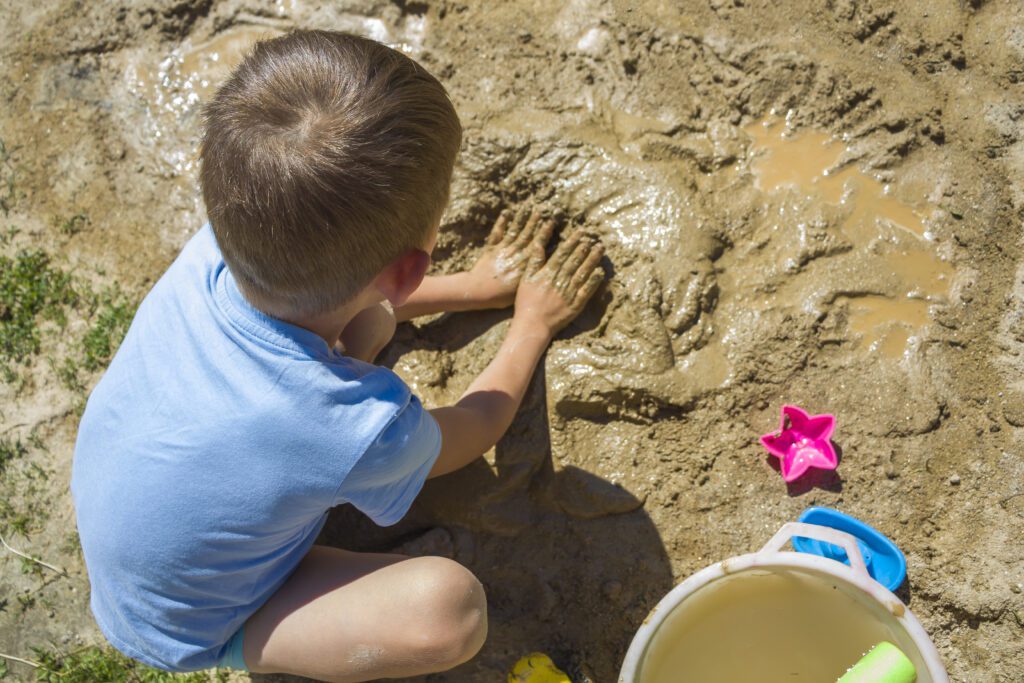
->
xmin=373 ymin=248 xmax=431 ymax=307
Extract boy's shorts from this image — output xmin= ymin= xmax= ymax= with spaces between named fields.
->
xmin=216 ymin=625 xmax=248 ymax=671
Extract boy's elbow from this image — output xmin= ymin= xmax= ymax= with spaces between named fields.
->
xmin=427 ymin=442 xmax=488 ymax=478
xmin=428 ymin=405 xmax=506 ymax=478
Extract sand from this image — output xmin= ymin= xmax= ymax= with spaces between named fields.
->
xmin=0 ymin=0 xmax=1022 ymax=681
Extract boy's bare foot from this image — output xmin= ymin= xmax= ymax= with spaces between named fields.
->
xmin=514 ymin=228 xmax=605 ymax=335
xmin=466 ymin=206 xmax=557 ymax=308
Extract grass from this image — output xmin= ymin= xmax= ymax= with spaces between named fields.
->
xmin=0 ymin=504 xmax=26 ymax=535
xmin=0 ymin=241 xmax=136 ymax=387
xmin=0 ymin=226 xmax=19 ymax=246
xmin=61 ymin=529 xmax=81 ymax=556
xmin=0 ymin=237 xmax=136 ymax=563
xmin=0 ymin=501 xmax=32 ymax=536
xmin=7 ymin=645 xmax=233 ymax=682
xmin=0 ymin=437 xmax=51 ymax=538
xmin=0 ymin=249 xmax=79 ymax=378
xmin=16 ymin=594 xmax=35 ymax=612
xmin=0 ymin=244 xmax=136 ymax=537
xmin=0 ymin=436 xmax=27 ymax=475
xmin=54 ymin=285 xmax=136 ymax=392
xmin=81 ymin=287 xmax=135 ymax=372
xmin=20 ymin=554 xmax=45 ymax=578
xmin=0 ymin=138 xmax=19 ymax=217
xmin=1 ymin=431 xmax=50 ymax=539
xmin=56 ymin=212 xmax=89 ymax=237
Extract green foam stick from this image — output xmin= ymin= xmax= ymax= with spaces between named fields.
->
xmin=837 ymin=642 xmax=917 ymax=683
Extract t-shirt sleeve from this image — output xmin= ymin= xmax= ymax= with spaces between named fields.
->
xmin=332 ymin=394 xmax=441 ymax=526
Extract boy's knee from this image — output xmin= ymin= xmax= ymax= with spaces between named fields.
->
xmin=405 ymin=557 xmax=487 ymax=668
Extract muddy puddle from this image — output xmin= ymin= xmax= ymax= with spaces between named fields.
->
xmin=742 ymin=119 xmax=954 ymax=359
xmin=120 ymin=25 xmax=281 ymax=184
xmin=130 ymin=25 xmax=282 ymax=108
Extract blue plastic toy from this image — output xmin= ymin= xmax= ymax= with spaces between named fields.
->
xmin=793 ymin=507 xmax=907 ymax=592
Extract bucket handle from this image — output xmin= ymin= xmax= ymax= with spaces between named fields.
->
xmin=760 ymin=522 xmax=870 ymax=580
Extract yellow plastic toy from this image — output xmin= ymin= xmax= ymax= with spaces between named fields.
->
xmin=508 ymin=652 xmax=571 ymax=683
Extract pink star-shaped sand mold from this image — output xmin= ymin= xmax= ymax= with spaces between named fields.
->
xmin=760 ymin=405 xmax=838 ymax=482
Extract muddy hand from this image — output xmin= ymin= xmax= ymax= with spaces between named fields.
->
xmin=467 ymin=205 xmax=557 ymax=308
xmin=514 ymin=228 xmax=605 ymax=335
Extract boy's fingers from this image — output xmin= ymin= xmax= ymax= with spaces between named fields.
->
xmin=499 ymin=208 xmax=521 ymax=245
xmin=556 ymin=238 xmax=595 ymax=288
xmin=573 ymin=268 xmax=606 ymax=309
xmin=514 ymin=208 xmax=543 ymax=247
xmin=504 ymin=205 xmax=531 ymax=244
xmin=514 ymin=205 xmax=532 ymax=229
xmin=566 ymin=243 xmax=605 ymax=293
xmin=488 ymin=211 xmax=510 ymax=246
xmin=546 ymin=229 xmax=583 ymax=272
xmin=525 ymin=242 xmax=545 ymax=275
xmin=533 ymin=218 xmax=556 ymax=250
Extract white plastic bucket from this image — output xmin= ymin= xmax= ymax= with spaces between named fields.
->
xmin=619 ymin=523 xmax=948 ymax=683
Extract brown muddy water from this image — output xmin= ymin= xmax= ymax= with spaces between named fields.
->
xmin=745 ymin=119 xmax=954 ymax=359
xmin=1 ymin=1 xmax=1022 ymax=682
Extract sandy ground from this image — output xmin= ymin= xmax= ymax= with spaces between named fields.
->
xmin=1 ymin=0 xmax=1022 ymax=681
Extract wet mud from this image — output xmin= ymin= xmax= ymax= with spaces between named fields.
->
xmin=1 ymin=1 xmax=1022 ymax=681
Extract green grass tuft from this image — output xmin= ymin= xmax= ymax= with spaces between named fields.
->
xmin=0 ymin=250 xmax=79 ymax=371
xmin=0 ymin=225 xmax=19 ymax=245
xmin=0 ymin=436 xmax=27 ymax=474
xmin=54 ymin=286 xmax=137 ymax=392
xmin=0 ymin=438 xmax=52 ymax=538
xmin=0 ymin=244 xmax=137 ymax=387
xmin=57 ymin=212 xmax=90 ymax=236
xmin=0 ymin=138 xmax=19 ymax=217
xmin=82 ymin=287 xmax=135 ymax=372
xmin=26 ymin=645 xmax=231 ymax=682
xmin=52 ymin=356 xmax=84 ymax=392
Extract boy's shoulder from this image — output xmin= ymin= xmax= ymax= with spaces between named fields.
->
xmin=74 ymin=223 xmax=432 ymax=529
xmin=89 ymin=223 xmax=416 ymax=444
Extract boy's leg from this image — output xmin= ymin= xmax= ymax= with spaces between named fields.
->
xmin=338 ymin=301 xmax=396 ymax=362
xmin=242 ymin=545 xmax=487 ymax=682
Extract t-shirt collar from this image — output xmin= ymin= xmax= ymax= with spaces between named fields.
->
xmin=215 ymin=264 xmax=337 ymax=360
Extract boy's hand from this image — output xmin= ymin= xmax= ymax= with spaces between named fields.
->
xmin=514 ymin=229 xmax=605 ymax=336
xmin=466 ymin=207 xmax=556 ymax=308
xmin=428 ymin=225 xmax=606 ymax=479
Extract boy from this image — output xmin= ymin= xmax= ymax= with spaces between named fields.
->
xmin=71 ymin=29 xmax=604 ymax=681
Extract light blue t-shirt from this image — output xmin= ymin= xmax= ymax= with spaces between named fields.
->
xmin=71 ymin=225 xmax=441 ymax=672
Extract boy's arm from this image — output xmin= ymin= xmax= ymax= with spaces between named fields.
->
xmin=392 ymin=272 xmax=495 ymax=321
xmin=394 ymin=207 xmax=555 ymax=322
xmin=427 ymin=229 xmax=604 ymax=478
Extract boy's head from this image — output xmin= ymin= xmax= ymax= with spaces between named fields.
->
xmin=200 ymin=30 xmax=462 ymax=317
